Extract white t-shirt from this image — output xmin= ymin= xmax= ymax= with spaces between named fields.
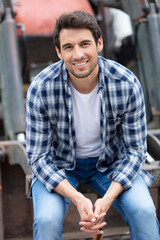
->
xmin=70 ymin=82 xmax=101 ymax=158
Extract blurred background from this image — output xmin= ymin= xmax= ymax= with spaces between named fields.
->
xmin=0 ymin=1 xmax=160 ymax=239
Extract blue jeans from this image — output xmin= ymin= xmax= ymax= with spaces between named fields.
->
xmin=32 ymin=157 xmax=160 ymax=240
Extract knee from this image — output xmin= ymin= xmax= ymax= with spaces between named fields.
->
xmin=35 ymin=217 xmax=63 ymax=232
xmin=35 ymin=210 xmax=64 ymax=234
xmin=132 ymin=202 xmax=156 ymax=219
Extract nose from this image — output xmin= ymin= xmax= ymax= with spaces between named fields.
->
xmin=72 ymin=45 xmax=84 ymax=60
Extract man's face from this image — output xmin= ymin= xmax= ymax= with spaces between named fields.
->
xmin=56 ymin=28 xmax=103 ymax=81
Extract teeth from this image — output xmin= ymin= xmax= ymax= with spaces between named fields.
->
xmin=74 ymin=62 xmax=87 ymax=66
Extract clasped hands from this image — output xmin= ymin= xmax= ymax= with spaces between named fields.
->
xmin=77 ymin=196 xmax=109 ymax=235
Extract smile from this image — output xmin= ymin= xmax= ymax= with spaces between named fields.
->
xmin=73 ymin=60 xmax=88 ymax=67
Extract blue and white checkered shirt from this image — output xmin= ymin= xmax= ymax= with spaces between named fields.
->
xmin=26 ymin=56 xmax=153 ymax=195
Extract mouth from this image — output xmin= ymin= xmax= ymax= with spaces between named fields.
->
xmin=72 ymin=60 xmax=89 ymax=67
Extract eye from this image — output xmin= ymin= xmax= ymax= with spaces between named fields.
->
xmin=65 ymin=46 xmax=72 ymax=50
xmin=81 ymin=43 xmax=89 ymax=47
xmin=81 ymin=42 xmax=90 ymax=47
xmin=62 ymin=45 xmax=73 ymax=51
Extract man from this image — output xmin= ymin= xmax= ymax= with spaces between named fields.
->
xmin=26 ymin=10 xmax=160 ymax=240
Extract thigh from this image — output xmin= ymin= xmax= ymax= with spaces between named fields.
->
xmin=90 ymin=172 xmax=159 ymax=239
xmin=32 ymin=179 xmax=69 ymax=236
xmin=32 ymin=179 xmax=68 ymax=221
xmin=89 ymin=170 xmax=154 ymax=213
xmin=32 ymin=173 xmax=80 ymax=221
xmin=115 ymin=175 xmax=159 ymax=240
xmin=91 ymin=171 xmax=156 ymax=218
xmin=32 ymin=180 xmax=69 ymax=240
xmin=116 ymin=174 xmax=155 ymax=214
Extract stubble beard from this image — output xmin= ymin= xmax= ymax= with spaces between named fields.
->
xmin=69 ymin=59 xmax=98 ymax=79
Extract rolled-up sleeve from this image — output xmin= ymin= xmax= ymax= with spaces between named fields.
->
xmin=26 ymin=82 xmax=66 ymax=192
xmin=108 ymin=77 xmax=148 ymax=190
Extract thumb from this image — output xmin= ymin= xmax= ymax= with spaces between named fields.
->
xmin=87 ymin=206 xmax=96 ymax=222
xmin=85 ymin=200 xmax=97 ymax=222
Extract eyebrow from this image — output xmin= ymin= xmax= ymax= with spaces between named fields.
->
xmin=61 ymin=39 xmax=92 ymax=50
xmin=80 ymin=40 xmax=92 ymax=44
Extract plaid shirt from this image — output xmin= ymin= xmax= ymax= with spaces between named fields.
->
xmin=26 ymin=56 xmax=153 ymax=195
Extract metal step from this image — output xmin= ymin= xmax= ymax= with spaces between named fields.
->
xmin=5 ymin=227 xmax=130 ymax=240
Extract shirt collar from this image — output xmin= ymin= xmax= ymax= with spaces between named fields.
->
xmin=62 ymin=60 xmax=68 ymax=83
xmin=98 ymin=56 xmax=105 ymax=89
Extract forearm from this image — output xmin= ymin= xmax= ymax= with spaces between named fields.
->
xmin=54 ymin=178 xmax=84 ymax=205
xmin=54 ymin=179 xmax=98 ymax=223
xmin=94 ymin=181 xmax=124 ymax=216
xmin=103 ymin=181 xmax=124 ymax=204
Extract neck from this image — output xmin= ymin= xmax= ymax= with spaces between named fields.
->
xmin=69 ymin=65 xmax=99 ymax=94
xmin=70 ymin=77 xmax=99 ymax=94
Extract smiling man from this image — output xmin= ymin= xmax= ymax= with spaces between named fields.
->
xmin=57 ymin=28 xmax=101 ymax=82
xmin=26 ymin=11 xmax=160 ymax=240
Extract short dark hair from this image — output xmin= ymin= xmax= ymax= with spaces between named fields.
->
xmin=53 ymin=10 xmax=102 ymax=51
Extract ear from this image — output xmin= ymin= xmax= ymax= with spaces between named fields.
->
xmin=97 ymin=36 xmax=103 ymax=53
xmin=55 ymin=47 xmax=63 ymax=60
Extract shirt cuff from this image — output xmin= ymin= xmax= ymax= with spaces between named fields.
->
xmin=44 ymin=169 xmax=66 ymax=192
xmin=108 ymin=171 xmax=132 ymax=190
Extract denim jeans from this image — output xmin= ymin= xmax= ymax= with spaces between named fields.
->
xmin=32 ymin=157 xmax=160 ymax=240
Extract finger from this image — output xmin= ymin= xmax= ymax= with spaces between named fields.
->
xmin=81 ymin=210 xmax=94 ymax=222
xmin=96 ymin=212 xmax=106 ymax=220
xmin=91 ymin=217 xmax=97 ymax=223
xmin=80 ymin=226 xmax=104 ymax=234
xmin=79 ymin=219 xmax=106 ymax=226
xmin=79 ymin=221 xmax=100 ymax=228
xmin=81 ymin=215 xmax=89 ymax=222
xmin=89 ymin=221 xmax=107 ymax=230
xmin=79 ymin=221 xmax=95 ymax=227
xmin=81 ymin=215 xmax=96 ymax=223
xmin=81 ymin=209 xmax=94 ymax=222
xmin=85 ymin=202 xmax=95 ymax=220
xmin=94 ymin=212 xmax=106 ymax=224
xmin=91 ymin=212 xmax=106 ymax=225
xmin=79 ymin=213 xmax=106 ymax=227
xmin=79 ymin=221 xmax=106 ymax=230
